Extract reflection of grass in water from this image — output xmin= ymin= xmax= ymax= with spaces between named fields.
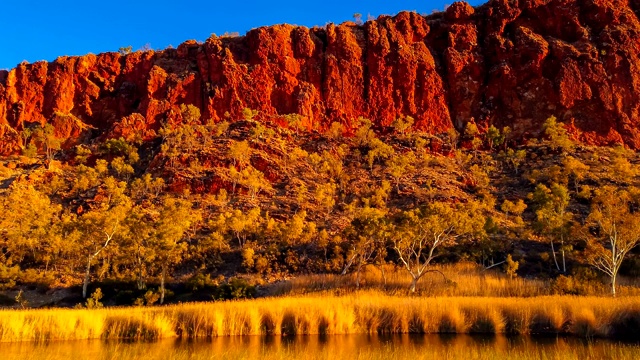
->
xmin=1 ymin=293 xmax=640 ymax=342
xmin=6 ymin=335 xmax=640 ymax=360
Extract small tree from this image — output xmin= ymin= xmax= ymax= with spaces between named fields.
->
xmin=501 ymin=126 xmax=512 ymax=150
xmin=242 ymin=108 xmax=258 ymax=120
xmin=225 ymin=208 xmax=261 ymax=248
xmin=327 ymin=122 xmax=344 ymax=139
xmin=353 ymin=13 xmax=363 ymax=25
xmin=464 ymin=122 xmax=482 ymax=151
xmin=366 ymin=138 xmax=394 ymax=170
xmin=122 ymin=206 xmax=155 ymax=290
xmin=228 ymin=140 xmax=251 ymax=167
xmin=543 ymin=116 xmax=574 ymax=152
xmin=238 ymin=166 xmax=271 ymax=200
xmin=85 ymin=288 xmax=104 ymax=309
xmin=486 ymin=125 xmax=504 ymax=150
xmin=562 ymin=156 xmax=590 ymax=191
xmin=110 ymin=157 xmax=134 ymax=182
xmin=0 ymin=183 xmax=63 ymax=270
xmin=391 ymin=116 xmax=414 ymax=135
xmin=150 ymin=198 xmax=202 ymax=304
xmin=505 ymin=255 xmax=519 ymax=279
xmin=180 ymin=104 xmax=201 ymax=124
xmin=22 ymin=123 xmax=62 ymax=164
xmin=284 ymin=113 xmax=304 ymax=134
xmin=342 ymin=207 xmax=390 ymax=288
xmin=392 ymin=201 xmax=485 ymax=292
xmin=501 ymin=199 xmax=527 ymax=219
xmin=386 ymin=151 xmax=416 ymax=190
xmin=610 ymin=147 xmax=638 ymax=184
xmin=583 ymin=186 xmax=640 ymax=297
xmin=315 ymin=182 xmax=337 ymax=217
xmin=354 ymin=117 xmax=375 ymax=146
xmin=119 ymin=46 xmax=133 ymax=55
xmin=531 ymin=183 xmax=572 ymax=273
xmin=447 ymin=128 xmax=460 ymax=149
xmin=502 ymin=148 xmax=526 ymax=174
xmin=77 ymin=187 xmax=131 ymax=298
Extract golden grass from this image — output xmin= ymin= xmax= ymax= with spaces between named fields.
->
xmin=270 ymin=263 xmax=552 ymax=297
xmin=270 ymin=262 xmax=640 ymax=298
xmin=1 ymin=292 xmax=640 ymax=342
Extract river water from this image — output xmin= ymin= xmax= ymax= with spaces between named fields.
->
xmin=2 ymin=334 xmax=638 ymax=360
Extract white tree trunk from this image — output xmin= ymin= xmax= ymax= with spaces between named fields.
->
xmin=160 ymin=265 xmax=166 ymax=304
xmin=341 ymin=256 xmax=355 ymax=276
xmin=611 ymin=272 xmax=617 ymax=297
xmin=83 ymin=257 xmax=92 ymax=298
xmin=355 ymin=262 xmax=363 ymax=289
xmin=560 ymin=237 xmax=566 ymax=273
xmin=409 ymin=276 xmax=418 ymax=293
xmin=550 ymin=240 xmax=560 ymax=271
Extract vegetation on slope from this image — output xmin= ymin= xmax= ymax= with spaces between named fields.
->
xmin=1 ymin=107 xmax=640 ymax=306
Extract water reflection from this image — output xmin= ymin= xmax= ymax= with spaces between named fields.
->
xmin=3 ymin=334 xmax=639 ymax=360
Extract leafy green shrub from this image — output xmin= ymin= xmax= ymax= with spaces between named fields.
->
xmin=212 ymin=278 xmax=256 ymax=300
xmin=543 ymin=116 xmax=574 ymax=152
xmin=505 ymin=255 xmax=519 ymax=279
xmin=134 ymin=289 xmax=161 ymax=306
xmin=15 ymin=290 xmax=28 ymax=308
xmin=551 ymin=269 xmax=602 ymax=295
xmin=551 ymin=275 xmax=580 ymax=295
xmin=0 ymin=264 xmax=19 ymax=290
xmin=186 ymin=273 xmax=222 ymax=292
xmin=85 ymin=288 xmax=104 ymax=309
xmin=242 ymin=247 xmax=256 ymax=271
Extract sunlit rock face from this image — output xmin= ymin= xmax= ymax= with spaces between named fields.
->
xmin=2 ymin=0 xmax=640 ymax=154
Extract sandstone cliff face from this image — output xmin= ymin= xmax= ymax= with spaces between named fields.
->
xmin=2 ymin=0 xmax=640 ymax=154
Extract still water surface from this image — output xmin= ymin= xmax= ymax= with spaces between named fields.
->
xmin=3 ymin=334 xmax=639 ymax=360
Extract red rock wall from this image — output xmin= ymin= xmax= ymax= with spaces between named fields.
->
xmin=2 ymin=0 xmax=640 ymax=154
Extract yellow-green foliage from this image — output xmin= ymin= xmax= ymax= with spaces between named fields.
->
xmin=1 ymin=293 xmax=640 ymax=342
xmin=4 ymin=113 xmax=640 ymax=307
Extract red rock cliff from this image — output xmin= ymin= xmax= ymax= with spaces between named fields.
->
xmin=2 ymin=0 xmax=640 ymax=154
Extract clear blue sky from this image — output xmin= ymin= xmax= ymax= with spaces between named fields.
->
xmin=1 ymin=0 xmax=486 ymax=70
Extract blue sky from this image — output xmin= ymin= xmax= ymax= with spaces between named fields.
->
xmin=1 ymin=0 xmax=486 ymax=70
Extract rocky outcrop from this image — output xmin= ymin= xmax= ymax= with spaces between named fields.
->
xmin=2 ymin=0 xmax=640 ymax=154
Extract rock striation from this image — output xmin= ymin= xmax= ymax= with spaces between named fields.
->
xmin=2 ymin=0 xmax=640 ymax=154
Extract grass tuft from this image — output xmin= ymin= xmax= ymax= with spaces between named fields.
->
xmin=1 ymin=293 xmax=640 ymax=342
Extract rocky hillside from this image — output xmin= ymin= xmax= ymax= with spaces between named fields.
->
xmin=4 ymin=0 xmax=640 ymax=306
xmin=2 ymin=0 xmax=640 ymax=155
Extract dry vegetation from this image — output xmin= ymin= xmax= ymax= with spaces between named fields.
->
xmin=1 ymin=108 xmax=640 ymax=311
xmin=1 ymin=292 xmax=640 ymax=342
xmin=267 ymin=262 xmax=640 ymax=298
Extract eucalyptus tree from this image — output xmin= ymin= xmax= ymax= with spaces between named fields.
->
xmin=392 ymin=201 xmax=485 ymax=292
xmin=584 ymin=186 xmax=640 ymax=297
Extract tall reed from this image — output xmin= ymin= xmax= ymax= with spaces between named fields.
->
xmin=1 ymin=292 xmax=639 ymax=342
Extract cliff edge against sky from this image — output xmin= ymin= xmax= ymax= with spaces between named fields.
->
xmin=1 ymin=0 xmax=640 ymax=154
